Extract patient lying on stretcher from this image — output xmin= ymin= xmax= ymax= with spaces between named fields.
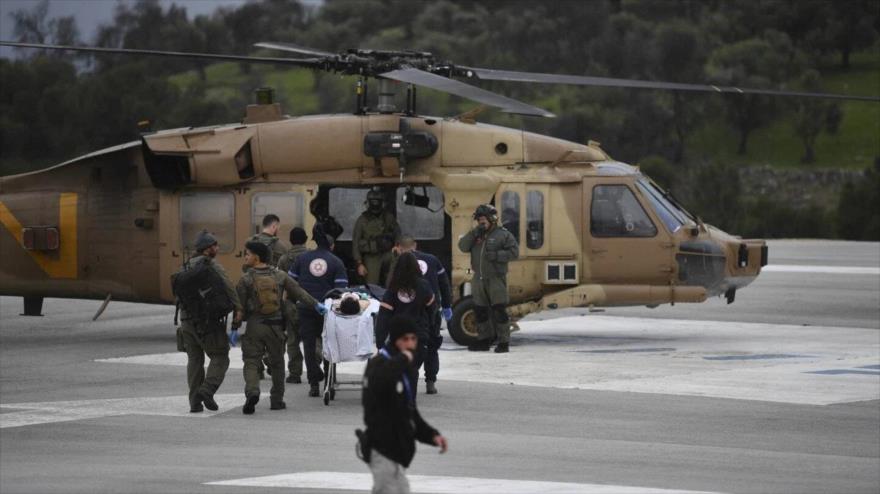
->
xmin=334 ymin=292 xmax=372 ymax=316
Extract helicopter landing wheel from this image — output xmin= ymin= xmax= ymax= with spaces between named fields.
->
xmin=448 ymin=297 xmax=480 ymax=346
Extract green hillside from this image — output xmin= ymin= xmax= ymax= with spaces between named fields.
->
xmin=691 ymin=52 xmax=880 ymax=169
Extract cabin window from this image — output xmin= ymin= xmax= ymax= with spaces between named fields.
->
xmin=180 ymin=192 xmax=235 ymax=254
xmin=500 ymin=190 xmax=520 ymax=244
xmin=590 ymin=185 xmax=657 ymax=237
xmin=526 ymin=190 xmax=544 ymax=249
xmin=251 ymin=192 xmax=305 ymax=237
xmin=329 ymin=188 xmax=370 ymax=241
xmin=396 ymin=186 xmax=444 ymax=240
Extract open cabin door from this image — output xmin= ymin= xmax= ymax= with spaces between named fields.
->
xmin=582 ymin=178 xmax=675 ymax=286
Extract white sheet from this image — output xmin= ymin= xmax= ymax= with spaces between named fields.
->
xmin=322 ymin=298 xmax=379 ymax=363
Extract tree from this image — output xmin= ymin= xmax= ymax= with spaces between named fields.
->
xmin=651 ymin=21 xmax=708 ymax=163
xmin=791 ymin=70 xmax=841 ymax=163
xmin=705 ymin=31 xmax=806 ymax=155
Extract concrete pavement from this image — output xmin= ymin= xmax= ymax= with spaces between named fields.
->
xmin=1 ymin=240 xmax=878 ymax=493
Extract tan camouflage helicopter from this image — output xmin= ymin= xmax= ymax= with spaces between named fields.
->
xmin=1 ymin=41 xmax=876 ymax=344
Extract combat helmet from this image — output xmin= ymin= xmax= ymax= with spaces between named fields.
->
xmin=473 ymin=204 xmax=498 ymax=223
xmin=366 ymin=188 xmax=385 ymax=212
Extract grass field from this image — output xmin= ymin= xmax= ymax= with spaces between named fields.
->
xmin=690 ymin=51 xmax=880 ymax=169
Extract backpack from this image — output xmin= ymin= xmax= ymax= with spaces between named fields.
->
xmin=252 ymin=269 xmax=281 ymax=315
xmin=171 ymin=257 xmax=235 ymax=333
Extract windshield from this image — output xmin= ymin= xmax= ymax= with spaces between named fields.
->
xmin=636 ymin=179 xmax=693 ymax=234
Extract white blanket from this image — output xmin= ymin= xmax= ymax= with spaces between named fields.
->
xmin=322 ymin=298 xmax=379 ymax=363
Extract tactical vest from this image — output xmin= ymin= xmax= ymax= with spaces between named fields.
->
xmin=250 ymin=269 xmax=282 ymax=315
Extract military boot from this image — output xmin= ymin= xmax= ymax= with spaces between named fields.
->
xmin=494 ymin=342 xmax=509 ymax=353
xmin=189 ymin=395 xmax=204 ymax=413
xmin=270 ymin=400 xmax=286 ymax=410
xmin=467 ymin=340 xmax=491 ymax=351
xmin=242 ymin=394 xmax=259 ymax=415
xmin=197 ymin=391 xmax=218 ymax=411
xmin=425 ymin=381 xmax=438 ymax=395
xmin=309 ymin=384 xmax=320 ymax=397
xmin=286 ymin=374 xmax=302 ymax=384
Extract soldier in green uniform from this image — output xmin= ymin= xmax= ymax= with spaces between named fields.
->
xmin=276 ymin=226 xmax=309 ymax=384
xmin=176 ymin=231 xmax=242 ymax=413
xmin=457 ymin=204 xmax=519 ymax=353
xmin=353 ymin=188 xmax=400 ymax=286
xmin=248 ymin=214 xmax=289 ymax=267
xmin=246 ymin=214 xmax=289 ymax=379
xmin=233 ymin=241 xmax=321 ymax=414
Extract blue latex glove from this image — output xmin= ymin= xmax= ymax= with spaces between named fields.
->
xmin=441 ymin=307 xmax=453 ymax=321
xmin=315 ymin=302 xmax=328 ymax=315
xmin=229 ymin=329 xmax=239 ymax=347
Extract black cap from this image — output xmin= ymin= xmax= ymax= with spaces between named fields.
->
xmin=387 ymin=315 xmax=418 ymax=343
xmin=290 ymin=227 xmax=307 ymax=245
xmin=194 ymin=230 xmax=218 ymax=252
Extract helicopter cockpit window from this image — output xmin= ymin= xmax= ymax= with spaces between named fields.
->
xmin=526 ymin=190 xmax=544 ymax=249
xmin=590 ymin=185 xmax=657 ymax=237
xmin=500 ymin=191 xmax=521 ymax=244
xmin=180 ymin=192 xmax=235 ymax=254
xmin=396 ymin=186 xmax=444 ymax=240
xmin=329 ymin=188 xmax=370 ymax=241
xmin=636 ymin=180 xmax=684 ymax=234
xmin=251 ymin=192 xmax=305 ymax=236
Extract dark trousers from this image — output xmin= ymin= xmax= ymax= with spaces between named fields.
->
xmin=408 ymin=332 xmax=430 ymax=397
xmin=423 ymin=308 xmax=442 ymax=383
xmin=299 ymin=308 xmax=325 ymax=385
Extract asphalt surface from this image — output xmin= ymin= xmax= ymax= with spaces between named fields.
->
xmin=1 ymin=240 xmax=878 ymax=494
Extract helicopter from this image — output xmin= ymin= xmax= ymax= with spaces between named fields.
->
xmin=1 ymin=40 xmax=876 ymax=345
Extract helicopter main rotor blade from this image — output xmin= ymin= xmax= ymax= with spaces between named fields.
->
xmin=254 ymin=41 xmax=336 ymax=58
xmin=463 ymin=67 xmax=880 ymax=102
xmin=0 ymin=41 xmax=324 ymax=68
xmin=381 ymin=67 xmax=555 ymax=117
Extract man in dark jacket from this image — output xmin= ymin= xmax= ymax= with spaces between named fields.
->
xmin=289 ymin=224 xmax=346 ymax=397
xmin=361 ymin=315 xmax=448 ymax=493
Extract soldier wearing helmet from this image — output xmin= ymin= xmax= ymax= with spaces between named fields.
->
xmin=352 ymin=188 xmax=401 ymax=286
xmin=457 ymin=204 xmax=519 ymax=352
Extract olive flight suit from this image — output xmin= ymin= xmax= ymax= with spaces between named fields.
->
xmin=236 ymin=266 xmax=318 ymax=406
xmin=352 ymin=210 xmax=400 ymax=286
xmin=277 ymin=244 xmax=309 ymax=380
xmin=457 ymin=224 xmax=519 ymax=343
xmin=177 ymin=255 xmax=242 ymax=409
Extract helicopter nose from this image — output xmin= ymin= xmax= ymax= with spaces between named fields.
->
xmin=675 ymin=238 xmax=768 ymax=301
xmin=723 ymin=239 xmax=769 ymax=300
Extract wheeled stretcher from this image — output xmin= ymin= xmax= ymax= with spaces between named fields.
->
xmin=320 ymin=291 xmax=379 ymax=405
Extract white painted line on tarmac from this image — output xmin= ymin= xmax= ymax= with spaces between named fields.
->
xmin=206 ymin=471 xmax=723 ymax=493
xmin=96 ymin=315 xmax=880 ymax=406
xmin=0 ymin=394 xmax=241 ymax=429
xmin=763 ymin=264 xmax=880 ymax=275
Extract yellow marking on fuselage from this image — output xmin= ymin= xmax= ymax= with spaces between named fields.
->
xmin=0 ymin=193 xmax=78 ymax=279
